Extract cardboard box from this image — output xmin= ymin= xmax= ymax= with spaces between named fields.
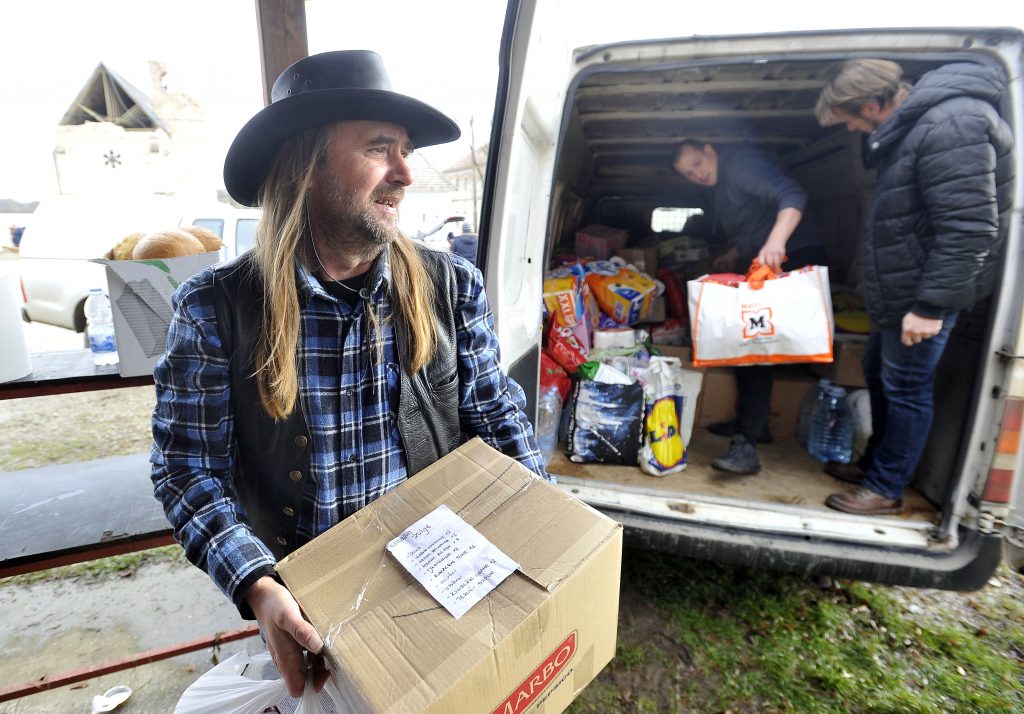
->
xmin=276 ymin=438 xmax=623 ymax=714
xmin=615 ymin=246 xmax=658 ymax=275
xmin=820 ymin=334 xmax=868 ymax=388
xmin=652 ymin=345 xmax=693 ymax=366
xmin=769 ymin=376 xmax=819 ymax=437
xmin=575 ymin=224 xmax=628 ymax=260
xmin=95 ymin=253 xmax=219 ymax=377
xmin=696 ymin=368 xmax=738 ymax=427
xmin=635 ymin=296 xmax=666 ymax=325
xmin=693 ymin=369 xmax=817 ymax=437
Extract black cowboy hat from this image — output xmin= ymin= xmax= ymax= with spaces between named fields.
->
xmin=223 ymin=50 xmax=461 ymax=207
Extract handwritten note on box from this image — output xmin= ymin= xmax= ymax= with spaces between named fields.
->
xmin=386 ymin=504 xmax=520 ymax=619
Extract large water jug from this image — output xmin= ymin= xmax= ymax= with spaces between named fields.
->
xmin=536 ymin=386 xmax=563 ymax=464
xmin=797 ymin=378 xmax=832 ymax=447
xmin=807 ymin=385 xmax=855 ymax=464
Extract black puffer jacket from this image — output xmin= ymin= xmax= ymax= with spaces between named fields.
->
xmin=862 ymin=63 xmax=1015 ymax=326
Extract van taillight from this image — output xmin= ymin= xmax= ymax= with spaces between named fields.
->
xmin=19 ymin=276 xmax=26 ymax=303
xmin=982 ymin=397 xmax=1022 ymax=503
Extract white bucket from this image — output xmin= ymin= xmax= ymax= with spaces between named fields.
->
xmin=0 ymin=274 xmax=32 ymax=382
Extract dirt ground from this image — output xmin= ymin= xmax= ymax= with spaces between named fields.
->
xmin=1 ymin=551 xmax=1020 ymax=713
xmin=0 ymin=559 xmax=261 ymax=713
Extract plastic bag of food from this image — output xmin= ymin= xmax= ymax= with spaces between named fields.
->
xmin=636 ymin=357 xmax=701 ymax=476
xmin=566 ymin=379 xmax=644 ymax=465
xmin=173 ymin=649 xmax=347 ymax=714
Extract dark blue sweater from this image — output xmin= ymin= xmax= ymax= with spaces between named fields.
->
xmin=711 ymin=144 xmax=820 ymax=263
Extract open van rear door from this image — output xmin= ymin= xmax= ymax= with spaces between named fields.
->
xmin=482 ymin=10 xmax=1024 ymax=589
xmin=479 ymin=0 xmax=565 ymax=410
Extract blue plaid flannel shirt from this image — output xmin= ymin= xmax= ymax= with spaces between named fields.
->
xmin=151 ymin=249 xmax=548 ymax=607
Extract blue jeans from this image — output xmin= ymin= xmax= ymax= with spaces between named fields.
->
xmin=859 ymin=314 xmax=959 ymax=500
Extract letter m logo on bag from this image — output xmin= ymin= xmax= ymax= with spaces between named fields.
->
xmin=742 ymin=307 xmax=775 ymax=339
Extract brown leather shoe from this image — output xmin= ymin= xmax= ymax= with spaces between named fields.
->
xmin=825 ymin=461 xmax=865 ymax=485
xmin=826 ymin=487 xmax=903 ymax=515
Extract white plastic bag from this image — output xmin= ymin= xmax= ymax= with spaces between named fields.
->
xmin=638 ymin=354 xmax=688 ymax=473
xmin=688 ymin=265 xmax=834 ymax=367
xmin=173 ymin=649 xmax=348 ymax=714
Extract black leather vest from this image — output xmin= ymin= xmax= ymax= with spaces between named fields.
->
xmin=210 ymin=248 xmax=462 ymax=560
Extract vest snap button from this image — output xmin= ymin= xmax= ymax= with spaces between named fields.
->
xmin=276 ymin=536 xmax=288 ymax=546
xmin=289 ymin=470 xmax=302 ymax=481
xmin=283 ymin=506 xmax=295 ymax=517
xmin=294 ymin=435 xmax=308 ymax=447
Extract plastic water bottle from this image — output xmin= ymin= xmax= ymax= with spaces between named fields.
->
xmin=797 ymin=378 xmax=832 ymax=447
xmin=536 ymin=386 xmax=563 ymax=463
xmin=807 ymin=385 xmax=855 ymax=463
xmin=85 ymin=288 xmax=119 ymax=366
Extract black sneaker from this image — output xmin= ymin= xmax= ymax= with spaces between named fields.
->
xmin=711 ymin=435 xmax=761 ymax=475
xmin=708 ymin=419 xmax=773 ymax=444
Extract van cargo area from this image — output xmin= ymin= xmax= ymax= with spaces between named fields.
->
xmin=529 ymin=33 xmax=1021 ymax=588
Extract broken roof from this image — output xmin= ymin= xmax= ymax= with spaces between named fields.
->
xmin=60 ymin=63 xmax=166 ymax=133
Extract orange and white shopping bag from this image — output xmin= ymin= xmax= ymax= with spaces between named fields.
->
xmin=687 ymin=263 xmax=834 ymax=367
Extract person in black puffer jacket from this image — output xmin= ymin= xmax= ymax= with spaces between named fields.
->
xmin=815 ymin=59 xmax=1015 ymax=515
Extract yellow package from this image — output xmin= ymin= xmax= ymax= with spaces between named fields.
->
xmin=543 ymin=274 xmax=583 ymax=326
xmin=586 ymin=267 xmax=657 ymax=325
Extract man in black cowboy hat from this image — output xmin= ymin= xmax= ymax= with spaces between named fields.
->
xmin=150 ymin=50 xmax=548 ymax=696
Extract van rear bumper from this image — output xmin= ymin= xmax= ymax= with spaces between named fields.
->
xmin=610 ymin=508 xmax=1003 ymax=592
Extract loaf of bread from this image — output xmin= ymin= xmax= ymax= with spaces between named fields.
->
xmin=110 ymin=232 xmax=143 ymax=260
xmin=131 ymin=229 xmax=206 ymax=259
xmin=179 ymin=225 xmax=224 ymax=253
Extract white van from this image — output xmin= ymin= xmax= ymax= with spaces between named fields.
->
xmin=179 ymin=202 xmax=262 ymax=261
xmin=19 ymin=196 xmax=258 ymax=333
xmin=483 ymin=13 xmax=1023 ymax=589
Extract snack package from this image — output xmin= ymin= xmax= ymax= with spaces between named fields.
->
xmin=543 ymin=272 xmax=584 ymax=327
xmin=543 ymin=262 xmax=600 ymax=349
xmin=540 ymin=350 xmax=572 ymax=402
xmin=547 ymin=321 xmax=589 ymax=374
xmin=585 ymin=263 xmax=659 ymax=325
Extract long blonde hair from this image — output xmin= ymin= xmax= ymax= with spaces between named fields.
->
xmin=252 ymin=125 xmax=438 ymax=420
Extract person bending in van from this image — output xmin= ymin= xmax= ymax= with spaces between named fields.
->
xmin=149 ymin=50 xmax=548 ymax=697
xmin=815 ymin=59 xmax=1014 ymax=515
xmin=673 ymin=140 xmax=824 ymax=475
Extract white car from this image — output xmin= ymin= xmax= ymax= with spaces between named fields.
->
xmin=19 ymin=195 xmax=259 ymax=333
xmin=180 ymin=202 xmax=262 ymax=262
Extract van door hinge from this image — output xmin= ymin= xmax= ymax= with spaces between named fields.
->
xmin=995 ymin=347 xmax=1024 ymax=360
xmin=979 ymin=512 xmax=1024 ymax=542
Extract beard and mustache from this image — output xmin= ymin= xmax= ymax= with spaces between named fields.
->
xmin=308 ymin=170 xmax=404 ymax=263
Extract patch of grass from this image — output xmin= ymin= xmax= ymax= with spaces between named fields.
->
xmin=615 ymin=642 xmax=647 ymax=670
xmin=568 ymin=549 xmax=1024 ymax=713
xmin=0 ymin=545 xmax=187 ymax=588
xmin=0 ymin=386 xmax=155 ymax=471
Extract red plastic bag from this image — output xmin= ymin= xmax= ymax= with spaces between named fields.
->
xmin=547 ymin=322 xmax=589 ymax=374
xmin=656 ymin=268 xmax=687 ymax=320
xmin=540 ymin=351 xmax=572 ymax=402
